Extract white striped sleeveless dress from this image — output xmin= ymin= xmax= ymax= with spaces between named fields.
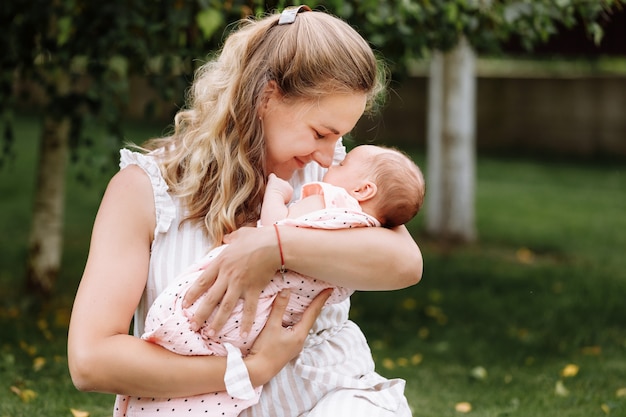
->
xmin=119 ymin=142 xmax=412 ymax=417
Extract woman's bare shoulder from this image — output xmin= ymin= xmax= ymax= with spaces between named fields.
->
xmin=108 ymin=164 xmax=153 ymax=191
xmin=98 ymin=164 xmax=157 ymax=240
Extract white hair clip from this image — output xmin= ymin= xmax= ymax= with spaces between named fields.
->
xmin=278 ymin=5 xmax=312 ymax=25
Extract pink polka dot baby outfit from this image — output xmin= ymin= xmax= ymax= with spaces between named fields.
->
xmin=114 ymin=182 xmax=379 ymax=417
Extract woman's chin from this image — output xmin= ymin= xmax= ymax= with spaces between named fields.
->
xmin=271 ymin=166 xmax=298 ymax=181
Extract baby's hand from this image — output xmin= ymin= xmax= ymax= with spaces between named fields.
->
xmin=267 ymin=173 xmax=293 ymax=204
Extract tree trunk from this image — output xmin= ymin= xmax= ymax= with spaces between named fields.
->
xmin=26 ymin=78 xmax=70 ymax=295
xmin=425 ymin=36 xmax=477 ymax=242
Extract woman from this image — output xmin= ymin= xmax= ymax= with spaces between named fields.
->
xmin=68 ymin=6 xmax=423 ymax=416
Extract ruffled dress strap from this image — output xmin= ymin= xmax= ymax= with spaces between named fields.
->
xmin=119 ymin=149 xmax=176 ymax=236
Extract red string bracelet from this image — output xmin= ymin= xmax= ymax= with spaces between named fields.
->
xmin=273 ymin=224 xmax=287 ymax=278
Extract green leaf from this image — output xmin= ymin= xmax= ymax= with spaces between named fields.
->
xmin=108 ymin=56 xmax=128 ymax=78
xmin=196 ymin=8 xmax=223 ymax=40
xmin=57 ymin=16 xmax=72 ymax=46
xmin=589 ymin=22 xmax=604 ymax=45
xmin=504 ymin=2 xmax=533 ymax=24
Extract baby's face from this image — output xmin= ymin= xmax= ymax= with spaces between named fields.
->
xmin=322 ymin=145 xmax=383 ymax=190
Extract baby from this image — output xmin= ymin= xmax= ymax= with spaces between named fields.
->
xmin=114 ymin=144 xmax=425 ymax=417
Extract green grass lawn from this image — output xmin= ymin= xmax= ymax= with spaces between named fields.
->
xmin=1 ymin=115 xmax=625 ymax=416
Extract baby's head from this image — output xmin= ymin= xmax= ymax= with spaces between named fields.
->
xmin=323 ymin=145 xmax=425 ymax=227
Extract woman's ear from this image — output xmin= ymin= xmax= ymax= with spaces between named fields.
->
xmin=259 ymin=80 xmax=281 ymax=118
xmin=352 ymin=181 xmax=377 ymax=202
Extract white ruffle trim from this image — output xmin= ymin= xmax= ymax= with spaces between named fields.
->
xmin=119 ymin=148 xmax=176 ymax=236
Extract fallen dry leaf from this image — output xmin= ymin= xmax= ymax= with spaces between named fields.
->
xmin=396 ymin=357 xmax=409 ymax=367
xmin=37 ymin=318 xmax=48 ymax=331
xmin=418 ymin=327 xmax=429 ymax=339
xmin=19 ymin=341 xmax=37 ymax=356
xmin=401 ymin=298 xmax=417 ymax=310
xmin=10 ymin=386 xmax=37 ymax=403
xmin=616 ymin=387 xmax=626 ymax=398
xmin=70 ymin=408 xmax=90 ymax=417
xmin=371 ymin=339 xmax=386 ymax=350
xmin=33 ymin=356 xmax=46 ymax=372
xmin=382 ymin=358 xmax=395 ymax=370
xmin=561 ymin=364 xmax=579 ymax=378
xmin=601 ymin=403 xmax=611 ymax=414
xmin=516 ymin=247 xmax=534 ymax=264
xmin=0 ymin=306 xmax=20 ymax=318
xmin=22 ymin=389 xmax=37 ymax=402
xmin=55 ymin=307 xmax=72 ymax=327
xmin=427 ymin=289 xmax=443 ymax=303
xmin=411 ymin=353 xmax=423 ymax=365
xmin=455 ymin=402 xmax=472 ymax=413
xmin=424 ymin=305 xmax=448 ymax=325
xmin=581 ymin=346 xmax=602 ymax=356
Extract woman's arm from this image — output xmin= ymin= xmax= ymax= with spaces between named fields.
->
xmin=185 ymin=222 xmax=422 ymax=335
xmin=279 ymin=224 xmax=422 ymax=290
xmin=67 ymin=166 xmax=327 ymax=396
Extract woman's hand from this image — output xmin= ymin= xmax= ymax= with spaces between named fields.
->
xmin=245 ymin=288 xmax=333 ymax=386
xmin=183 ymin=226 xmax=280 ymax=335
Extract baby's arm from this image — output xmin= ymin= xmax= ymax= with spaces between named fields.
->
xmin=283 ymin=194 xmax=325 ymax=219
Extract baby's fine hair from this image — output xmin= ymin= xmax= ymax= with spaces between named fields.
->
xmin=144 ymin=8 xmax=387 ymax=246
xmin=370 ymin=147 xmax=425 ymax=228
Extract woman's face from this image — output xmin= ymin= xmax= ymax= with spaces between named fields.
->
xmin=261 ymin=85 xmax=367 ymax=180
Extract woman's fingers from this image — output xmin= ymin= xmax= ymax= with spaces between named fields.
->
xmin=202 ymin=286 xmax=255 ymax=335
xmin=187 ymin=287 xmax=226 ymax=332
xmin=266 ymin=289 xmax=291 ymax=326
xmin=184 ymin=263 xmax=225 ymax=331
xmin=183 ymin=261 xmax=219 ymax=308
xmin=183 ymin=228 xmax=277 ymax=334
xmin=246 ymin=288 xmax=332 ymax=382
xmin=239 ymin=294 xmax=261 ymax=337
xmin=292 ymin=288 xmax=332 ymax=335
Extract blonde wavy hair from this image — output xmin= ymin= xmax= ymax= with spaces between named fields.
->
xmin=142 ymin=9 xmax=387 ymax=246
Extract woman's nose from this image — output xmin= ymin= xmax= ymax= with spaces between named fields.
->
xmin=312 ymin=140 xmax=337 ymax=168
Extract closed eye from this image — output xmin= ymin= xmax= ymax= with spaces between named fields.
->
xmin=314 ymin=130 xmax=326 ymax=139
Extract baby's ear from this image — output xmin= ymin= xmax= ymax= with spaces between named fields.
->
xmin=353 ymin=181 xmax=377 ymax=202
